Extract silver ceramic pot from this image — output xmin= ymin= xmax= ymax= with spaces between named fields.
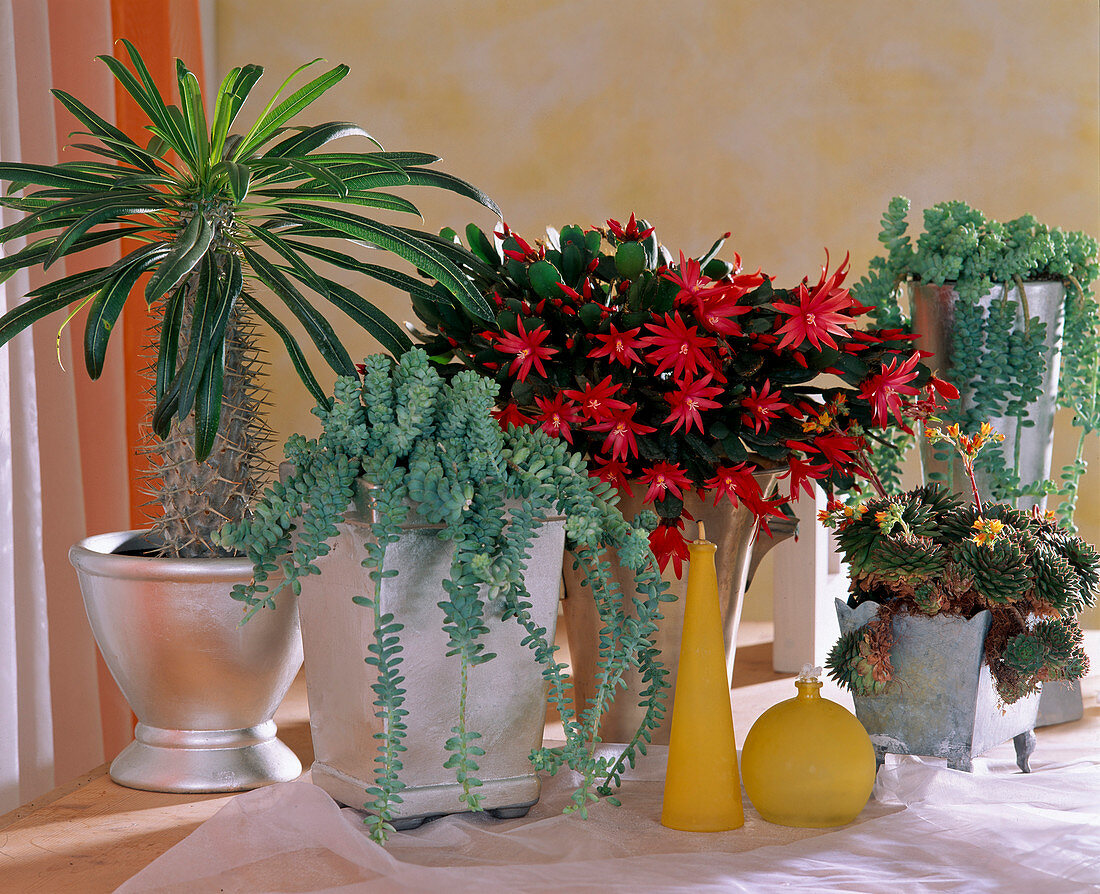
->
xmin=69 ymin=530 xmax=304 ymax=792
xmin=296 ymin=483 xmax=566 ymax=828
xmin=562 ymin=471 xmax=786 ymax=745
xmin=835 ymin=599 xmax=1039 ymax=772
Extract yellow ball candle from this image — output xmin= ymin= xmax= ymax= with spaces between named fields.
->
xmin=741 ymin=665 xmax=876 ymax=828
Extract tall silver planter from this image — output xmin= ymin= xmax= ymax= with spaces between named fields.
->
xmin=911 ymin=280 xmax=1081 ymax=725
xmin=69 ymin=530 xmax=304 ymax=792
xmin=297 ymin=483 xmax=566 ymax=828
xmin=562 ymin=472 xmax=786 ymax=745
xmin=911 ymin=280 xmax=1066 ymax=510
xmin=835 ymin=599 xmax=1039 ymax=772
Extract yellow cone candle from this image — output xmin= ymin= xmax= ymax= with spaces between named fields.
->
xmin=661 ymin=522 xmax=744 ymax=831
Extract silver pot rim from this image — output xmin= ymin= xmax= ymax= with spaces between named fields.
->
xmin=69 ymin=529 xmax=253 ymax=582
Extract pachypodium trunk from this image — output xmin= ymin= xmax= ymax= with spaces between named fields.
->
xmin=144 ymin=294 xmax=274 ymax=558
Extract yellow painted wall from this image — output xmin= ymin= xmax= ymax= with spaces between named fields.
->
xmin=215 ymin=0 xmax=1100 ymax=625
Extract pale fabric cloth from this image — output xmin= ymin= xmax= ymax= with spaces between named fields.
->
xmin=0 ymin=0 xmax=131 ymax=813
xmin=118 ymin=742 xmax=1100 ymax=893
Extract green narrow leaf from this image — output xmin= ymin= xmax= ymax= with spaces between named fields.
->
xmin=0 ymin=160 xmax=114 ymax=190
xmin=321 ymin=279 xmax=413 ymax=357
xmin=50 ymin=90 xmax=159 ymax=173
xmin=144 ymin=211 xmax=213 ymax=305
xmin=164 ymin=105 xmax=199 ymax=165
xmin=155 ymin=284 xmax=186 ymax=406
xmin=279 ymin=204 xmax=492 ymax=321
xmin=336 ymin=168 xmax=501 ymax=218
xmin=402 ymin=168 xmax=501 ymax=218
xmin=176 ymin=59 xmax=210 ymax=167
xmin=97 ymin=49 xmax=193 ymax=165
xmin=192 ymin=342 xmax=225 ymax=461
xmin=211 ymin=160 xmax=250 ymax=202
xmin=241 ymin=244 xmax=356 ymax=376
xmin=174 ymin=253 xmax=239 ymax=420
xmin=240 ymin=292 xmax=329 ymax=408
xmin=254 ymin=224 xmax=412 ymax=357
xmin=266 ymin=121 xmax=381 ymax=157
xmin=0 ymin=226 xmax=146 ymax=275
xmin=282 ymin=158 xmax=348 ymax=197
xmin=0 ymin=291 xmax=83 ymax=349
xmin=44 ymin=200 xmax=161 ymax=269
xmin=83 ymin=255 xmax=160 ymax=378
xmin=250 ymin=188 xmax=419 ymax=216
xmin=276 ymin=237 xmax=440 ymax=303
xmin=211 ymin=64 xmax=264 ymax=160
xmin=234 ymin=63 xmax=349 ymax=161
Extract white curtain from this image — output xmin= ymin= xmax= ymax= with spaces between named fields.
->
xmin=0 ymin=0 xmax=130 ymax=814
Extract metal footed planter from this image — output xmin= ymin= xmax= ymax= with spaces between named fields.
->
xmin=562 ymin=472 xmax=787 ymax=746
xmin=69 ymin=531 xmax=304 ymax=792
xmin=835 ymin=599 xmax=1040 ymax=773
xmin=296 ymin=482 xmax=566 ymax=829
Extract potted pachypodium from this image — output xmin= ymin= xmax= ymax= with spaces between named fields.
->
xmin=404 ymin=215 xmax=952 ymax=742
xmin=216 ymin=348 xmax=668 ymax=843
xmin=854 ymin=197 xmax=1099 ymax=724
xmin=0 ymin=42 xmax=498 ymax=792
xmin=824 ymin=424 xmax=1098 ymax=772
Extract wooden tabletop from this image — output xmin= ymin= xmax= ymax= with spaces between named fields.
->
xmin=0 ymin=672 xmax=316 ymax=894
xmin=1 ymin=626 xmax=1096 ymax=893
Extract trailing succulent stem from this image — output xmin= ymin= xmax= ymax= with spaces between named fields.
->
xmin=217 ymin=349 xmax=669 ymax=844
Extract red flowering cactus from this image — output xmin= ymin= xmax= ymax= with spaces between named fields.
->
xmin=409 ymin=217 xmax=957 ymax=573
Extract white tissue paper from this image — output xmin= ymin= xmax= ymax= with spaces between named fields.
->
xmin=117 ymin=741 xmax=1100 ymax=894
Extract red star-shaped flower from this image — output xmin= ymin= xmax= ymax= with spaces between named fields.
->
xmin=639 ymin=461 xmax=692 ymax=504
xmin=790 ymin=431 xmax=864 ymax=470
xmin=859 ymin=353 xmax=922 ymax=428
xmin=704 ymin=463 xmax=787 ymax=533
xmin=779 ymin=455 xmax=830 ymax=500
xmin=661 ymin=250 xmax=725 ymax=314
xmin=664 ymin=374 xmax=724 ymax=434
xmin=695 ymin=281 xmax=756 ymax=336
xmin=740 ymin=379 xmax=791 ymax=433
xmin=650 ymin=518 xmax=690 ymax=578
xmin=705 ymin=462 xmax=754 ymax=507
xmin=588 ymin=323 xmax=645 ymax=367
xmin=491 ymin=318 xmax=557 ymax=382
xmin=643 ymin=312 xmax=717 ymax=381
xmin=772 ymin=253 xmax=855 ymax=351
xmin=533 ymin=393 xmax=582 ymax=443
xmin=564 ymin=375 xmax=631 ymax=421
xmin=492 ymin=402 xmax=534 ymax=430
xmin=589 ymin=407 xmax=656 ymax=460
xmin=592 ymin=455 xmax=634 ymax=496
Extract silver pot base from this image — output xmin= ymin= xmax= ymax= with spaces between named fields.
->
xmin=110 ymin=720 xmax=302 ymax=793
